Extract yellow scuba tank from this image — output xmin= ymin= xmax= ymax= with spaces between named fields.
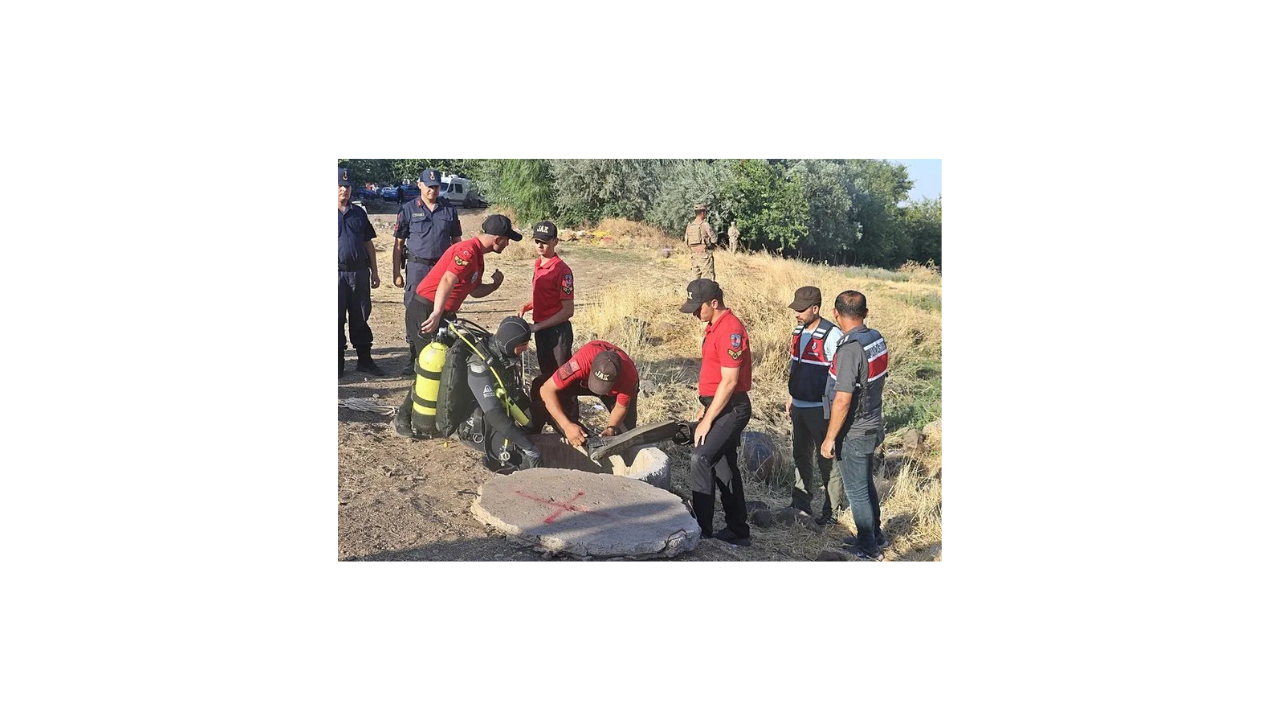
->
xmin=412 ymin=338 xmax=449 ymax=422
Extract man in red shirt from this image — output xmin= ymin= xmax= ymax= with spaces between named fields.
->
xmin=530 ymin=340 xmax=640 ymax=447
xmin=394 ymin=214 xmax=523 ymax=438
xmin=680 ymin=278 xmax=753 ymax=545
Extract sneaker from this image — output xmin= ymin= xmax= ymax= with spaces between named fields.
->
xmin=713 ymin=527 xmax=752 ymax=547
xmin=842 ymin=534 xmax=889 ymax=549
xmin=816 ymin=512 xmax=834 ymax=526
xmin=850 ymin=548 xmax=884 ymax=561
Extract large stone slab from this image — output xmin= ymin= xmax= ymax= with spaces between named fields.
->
xmin=471 ymin=468 xmax=700 ymax=559
xmin=528 ymin=434 xmax=672 ymax=491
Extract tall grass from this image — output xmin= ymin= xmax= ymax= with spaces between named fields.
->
xmin=570 ymin=228 xmax=943 ymax=559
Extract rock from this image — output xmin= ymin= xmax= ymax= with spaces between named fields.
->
xmin=797 ymin=514 xmax=821 ymax=533
xmin=605 ymin=447 xmax=672 ymax=492
xmin=816 ymin=548 xmax=847 ymax=561
xmin=741 ymin=432 xmax=782 ymax=482
xmin=471 ymin=469 xmax=699 ymax=559
xmin=922 ymin=419 xmax=942 ymax=444
xmin=903 ymin=428 xmax=923 ymax=451
xmin=774 ymin=507 xmax=800 ymax=527
xmin=750 ymin=508 xmax=774 ymax=528
xmin=338 ymin=490 xmax=353 ymax=504
xmin=658 ymin=248 xmax=672 ymax=258
xmin=639 ymin=379 xmax=659 ymax=396
xmin=744 ymin=500 xmax=769 ymax=512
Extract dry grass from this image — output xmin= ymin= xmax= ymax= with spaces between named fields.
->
xmin=568 ymin=223 xmax=943 ymax=560
xmin=593 ymin=218 xmax=676 ymax=249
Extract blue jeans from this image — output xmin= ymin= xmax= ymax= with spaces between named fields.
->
xmin=837 ymin=431 xmax=885 ymax=553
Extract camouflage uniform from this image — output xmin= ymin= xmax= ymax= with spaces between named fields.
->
xmin=727 ymin=222 xmax=740 ymax=253
xmin=685 ymin=204 xmax=716 ymax=281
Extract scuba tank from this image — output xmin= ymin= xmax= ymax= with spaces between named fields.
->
xmin=411 ymin=328 xmax=452 ymax=435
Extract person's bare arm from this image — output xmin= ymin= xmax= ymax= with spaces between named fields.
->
xmin=422 ymin=273 xmax=459 ymax=335
xmin=532 ymin=299 xmax=574 ymax=332
xmin=470 ymin=269 xmax=505 ymax=298
xmin=602 ymin=401 xmax=629 ymax=436
xmin=540 ymin=378 xmax=586 ymax=446
xmin=821 ymin=392 xmax=852 ymax=459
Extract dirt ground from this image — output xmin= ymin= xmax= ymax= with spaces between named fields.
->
xmin=338 ymin=207 xmax=876 ymax=561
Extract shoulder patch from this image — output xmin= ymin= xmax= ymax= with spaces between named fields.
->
xmin=453 ymin=254 xmax=468 ymax=267
xmin=556 ymin=359 xmax=581 ymax=381
xmin=562 ymin=273 xmax=574 ymax=296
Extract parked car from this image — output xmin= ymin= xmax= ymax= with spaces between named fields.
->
xmin=399 ymin=183 xmax=419 ymax=200
xmin=380 ymin=186 xmax=401 ymax=201
xmin=353 ymin=187 xmax=378 ymax=201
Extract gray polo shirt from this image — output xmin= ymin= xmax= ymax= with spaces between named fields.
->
xmin=831 ymin=339 xmax=881 ymax=435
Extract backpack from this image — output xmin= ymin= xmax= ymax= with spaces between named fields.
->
xmin=435 ymin=319 xmax=492 ymax=437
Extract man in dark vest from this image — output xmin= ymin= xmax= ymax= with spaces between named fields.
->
xmin=821 ymin=290 xmax=891 ymax=560
xmin=785 ymin=286 xmax=844 ymax=524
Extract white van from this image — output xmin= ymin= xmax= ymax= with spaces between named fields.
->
xmin=439 ymin=174 xmax=486 ymax=208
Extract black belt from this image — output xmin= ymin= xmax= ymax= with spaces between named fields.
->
xmin=698 ymin=392 xmax=750 ymax=406
xmin=338 ymin=261 xmax=369 ymax=271
xmin=411 ymin=293 xmax=434 ymax=306
xmin=405 ymin=252 xmax=438 ymax=265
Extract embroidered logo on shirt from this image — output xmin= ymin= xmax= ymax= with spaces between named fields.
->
xmin=562 ymin=273 xmax=574 ymax=296
xmin=557 ymin=359 xmax=580 ymax=381
xmin=727 ymin=333 xmax=744 ymax=360
xmin=453 ymin=254 xmax=468 ymax=268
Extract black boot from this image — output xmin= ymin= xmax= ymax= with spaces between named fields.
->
xmin=394 ymin=392 xmax=414 ymax=438
xmin=356 ymin=348 xmax=385 ymax=376
xmin=790 ymin=488 xmax=813 ymax=515
xmin=339 ymin=350 xmax=346 ymax=377
xmin=400 ymin=345 xmax=415 ymax=376
xmin=817 ymin=494 xmax=834 ymax=525
xmin=692 ymin=492 xmax=716 ymax=539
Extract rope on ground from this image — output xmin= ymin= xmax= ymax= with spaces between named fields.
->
xmin=339 ymin=397 xmax=397 ymax=416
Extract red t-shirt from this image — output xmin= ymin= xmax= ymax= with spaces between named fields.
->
xmin=415 ymin=237 xmax=485 ymax=312
xmin=551 ymin=340 xmax=640 ymax=407
xmin=531 ymin=254 xmax=574 ymax=323
xmin=699 ymin=309 xmax=752 ymax=396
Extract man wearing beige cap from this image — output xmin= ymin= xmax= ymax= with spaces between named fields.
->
xmin=684 ymin=203 xmax=717 ymax=281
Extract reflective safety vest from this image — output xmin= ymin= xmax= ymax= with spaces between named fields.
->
xmin=824 ymin=325 xmax=889 ymax=423
xmin=788 ymin=318 xmax=836 ymax=402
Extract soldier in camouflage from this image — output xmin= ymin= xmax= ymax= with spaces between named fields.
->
xmin=685 ymin=203 xmax=717 ymax=281
xmin=728 ymin=220 xmax=740 ymax=254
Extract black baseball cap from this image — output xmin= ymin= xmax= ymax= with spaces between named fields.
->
xmin=338 ymin=168 xmax=352 ymax=186
xmin=419 ymin=168 xmax=442 ymax=187
xmin=481 ymin=214 xmax=523 ymax=241
xmin=680 ymin=278 xmax=721 ymax=314
xmin=533 ymin=220 xmax=558 ymax=242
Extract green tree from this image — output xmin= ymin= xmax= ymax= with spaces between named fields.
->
xmin=903 ymin=196 xmax=942 ymax=268
xmin=839 ymin=160 xmax=914 ymax=266
xmin=721 ymin=160 xmax=810 ymax=255
xmin=788 ymin=159 xmax=855 ymax=263
xmin=551 ymin=159 xmax=663 ymax=226
xmin=645 ymin=160 xmax=734 ymax=236
xmin=473 ymin=159 xmax=555 ymax=225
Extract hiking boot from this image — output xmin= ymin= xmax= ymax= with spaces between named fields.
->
xmin=393 ymin=395 xmax=414 ymax=438
xmin=842 ymin=535 xmax=890 ymax=550
xmin=849 ymin=547 xmax=884 ymax=561
xmin=816 ymin=511 xmax=834 ymax=526
xmin=356 ymin=349 xmax=386 ymax=377
xmin=713 ymin=527 xmax=752 ymax=547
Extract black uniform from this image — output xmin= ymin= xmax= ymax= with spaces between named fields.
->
xmin=338 ymin=197 xmax=377 ymax=366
